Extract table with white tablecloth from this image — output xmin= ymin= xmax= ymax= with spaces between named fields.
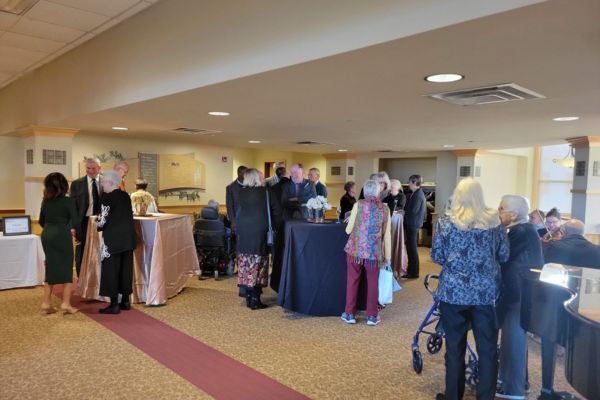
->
xmin=0 ymin=233 xmax=45 ymax=290
xmin=77 ymin=213 xmax=199 ymax=305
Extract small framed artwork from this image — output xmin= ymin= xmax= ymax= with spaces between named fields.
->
xmin=331 ymin=166 xmax=341 ymax=176
xmin=2 ymin=215 xmax=32 ymax=236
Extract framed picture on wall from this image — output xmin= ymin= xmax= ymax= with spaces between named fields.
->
xmin=2 ymin=215 xmax=32 ymax=236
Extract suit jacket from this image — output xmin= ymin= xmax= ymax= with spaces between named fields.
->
xmin=97 ymin=189 xmax=136 ymax=256
xmin=280 ymin=179 xmax=316 ymax=220
xmin=382 ymin=192 xmax=406 ymax=216
xmin=225 ymin=180 xmax=243 ymax=230
xmin=70 ymin=176 xmax=101 ymax=240
xmin=315 ymin=181 xmax=328 ymax=198
xmin=498 ymin=222 xmax=544 ymax=313
xmin=543 ymin=234 xmax=600 ymax=268
xmin=403 ymin=187 xmax=426 ymax=228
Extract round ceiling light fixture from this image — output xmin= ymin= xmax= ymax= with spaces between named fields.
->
xmin=552 ymin=116 xmax=579 ymax=122
xmin=111 ymin=126 xmax=128 ymax=131
xmin=248 ymin=140 xmax=261 ymax=144
xmin=442 ymin=144 xmax=455 ymax=148
xmin=337 ymin=149 xmax=348 ymax=152
xmin=208 ymin=111 xmax=230 ymax=116
xmin=425 ymin=73 xmax=464 ymax=83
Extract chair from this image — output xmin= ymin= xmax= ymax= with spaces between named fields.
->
xmin=193 ymin=207 xmax=232 ymax=277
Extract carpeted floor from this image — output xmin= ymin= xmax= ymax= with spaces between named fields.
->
xmin=0 ymin=248 xmax=574 ymax=399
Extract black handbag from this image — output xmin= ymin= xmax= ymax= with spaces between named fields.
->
xmin=266 ymin=188 xmax=274 ymax=246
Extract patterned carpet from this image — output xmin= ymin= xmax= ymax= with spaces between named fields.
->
xmin=0 ymin=248 xmax=574 ymax=399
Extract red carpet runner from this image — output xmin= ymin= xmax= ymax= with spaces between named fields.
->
xmin=71 ymin=297 xmax=311 ymax=400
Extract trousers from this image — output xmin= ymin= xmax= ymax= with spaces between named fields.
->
xmin=344 ymin=256 xmax=380 ymax=317
xmin=404 ymin=225 xmax=420 ymax=276
xmin=99 ymin=250 xmax=133 ymax=297
xmin=498 ymin=301 xmax=527 ymax=397
xmin=440 ymin=301 xmax=499 ymax=400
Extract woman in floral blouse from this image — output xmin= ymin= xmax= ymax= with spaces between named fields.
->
xmin=342 ymin=179 xmax=391 ymax=326
xmin=431 ymin=178 xmax=509 ymax=400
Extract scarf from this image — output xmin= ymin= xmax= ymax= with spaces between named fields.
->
xmin=344 ymin=197 xmax=388 ymax=268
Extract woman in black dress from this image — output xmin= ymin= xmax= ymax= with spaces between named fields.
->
xmin=97 ymin=170 xmax=136 ymax=314
xmin=39 ymin=172 xmax=79 ymax=314
xmin=339 ymin=181 xmax=357 ymax=221
xmin=236 ymin=168 xmax=281 ymax=309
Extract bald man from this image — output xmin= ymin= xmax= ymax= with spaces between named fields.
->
xmin=542 ymin=219 xmax=600 ymax=268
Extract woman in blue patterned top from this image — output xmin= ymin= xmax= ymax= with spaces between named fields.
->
xmin=431 ymin=178 xmax=509 ymax=400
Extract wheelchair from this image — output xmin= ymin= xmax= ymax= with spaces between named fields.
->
xmin=193 ymin=207 xmax=235 ymax=279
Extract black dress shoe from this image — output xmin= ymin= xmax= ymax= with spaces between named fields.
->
xmin=250 ymin=297 xmax=268 ymax=310
xmin=435 ymin=394 xmax=445 ymax=400
xmin=99 ymin=305 xmax=120 ymax=314
xmin=120 ymin=299 xmax=131 ymax=311
xmin=245 ymin=294 xmax=252 ymax=308
xmin=403 ymin=274 xmax=419 ymax=279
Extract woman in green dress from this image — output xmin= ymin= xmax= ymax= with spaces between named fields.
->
xmin=39 ymin=172 xmax=79 ymax=314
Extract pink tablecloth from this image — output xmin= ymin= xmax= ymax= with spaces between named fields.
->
xmin=77 ymin=214 xmax=199 ymax=305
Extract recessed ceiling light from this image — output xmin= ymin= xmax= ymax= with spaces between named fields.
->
xmin=208 ymin=111 xmax=230 ymax=116
xmin=425 ymin=73 xmax=464 ymax=83
xmin=248 ymin=140 xmax=261 ymax=144
xmin=338 ymin=149 xmax=348 ymax=152
xmin=442 ymin=144 xmax=455 ymax=148
xmin=111 ymin=126 xmax=128 ymax=131
xmin=552 ymin=116 xmax=579 ymax=122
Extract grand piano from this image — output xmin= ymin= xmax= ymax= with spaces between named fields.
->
xmin=521 ymin=264 xmax=600 ymax=400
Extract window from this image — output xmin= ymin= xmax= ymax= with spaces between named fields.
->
xmin=42 ymin=149 xmax=67 ymax=165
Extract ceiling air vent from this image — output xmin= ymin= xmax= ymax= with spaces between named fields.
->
xmin=295 ymin=141 xmax=334 ymax=146
xmin=172 ymin=127 xmax=222 ymax=135
xmin=427 ymin=83 xmax=545 ymax=106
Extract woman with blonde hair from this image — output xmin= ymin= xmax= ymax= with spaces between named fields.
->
xmin=431 ymin=178 xmax=509 ymax=400
xmin=236 ymin=168 xmax=281 ymax=309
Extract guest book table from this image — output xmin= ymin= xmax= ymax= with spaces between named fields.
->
xmin=0 ymin=233 xmax=45 ymax=290
xmin=77 ymin=214 xmax=199 ymax=305
xmin=277 ymin=220 xmax=366 ymax=316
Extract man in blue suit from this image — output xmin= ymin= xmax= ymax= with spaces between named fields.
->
xmin=543 ymin=219 xmax=600 ymax=268
xmin=308 ymin=167 xmax=327 ymax=198
xmin=281 ymin=164 xmax=316 ymax=220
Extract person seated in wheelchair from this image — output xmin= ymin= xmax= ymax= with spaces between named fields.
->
xmin=194 ymin=200 xmax=233 ymax=274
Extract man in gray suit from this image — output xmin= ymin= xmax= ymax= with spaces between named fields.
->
xmin=69 ymin=158 xmax=102 ymax=276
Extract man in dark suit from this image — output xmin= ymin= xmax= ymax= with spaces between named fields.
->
xmin=281 ymin=163 xmax=316 ymax=220
xmin=543 ymin=219 xmax=600 ymax=268
xmin=308 ymin=167 xmax=327 ymax=198
xmin=70 ymin=158 xmax=102 ymax=276
xmin=225 ymin=165 xmax=246 ymax=233
xmin=403 ymin=174 xmax=426 ymax=279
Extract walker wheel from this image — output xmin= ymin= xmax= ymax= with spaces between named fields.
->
xmin=412 ymin=349 xmax=423 ymax=374
xmin=426 ymin=334 xmax=443 ymax=354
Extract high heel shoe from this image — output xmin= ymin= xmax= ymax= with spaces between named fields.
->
xmin=60 ymin=305 xmax=79 ymax=314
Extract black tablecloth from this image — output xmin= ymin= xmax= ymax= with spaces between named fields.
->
xmin=277 ymin=220 xmax=365 ymax=316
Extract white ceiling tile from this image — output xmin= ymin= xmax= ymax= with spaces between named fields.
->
xmin=116 ymin=1 xmax=151 ymax=21
xmin=0 ymin=31 xmax=64 ymax=53
xmin=0 ymin=45 xmax=46 ymax=73
xmin=0 ymin=11 xmax=20 ymax=30
xmin=92 ymin=17 xmax=122 ymax=35
xmin=46 ymin=0 xmax=141 ymax=17
xmin=25 ymin=1 xmax=109 ymax=31
xmin=68 ymin=32 xmax=95 ymax=49
xmin=11 ymin=17 xmax=84 ymax=42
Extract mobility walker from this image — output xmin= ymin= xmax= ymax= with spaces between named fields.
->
xmin=411 ymin=274 xmax=479 ymax=389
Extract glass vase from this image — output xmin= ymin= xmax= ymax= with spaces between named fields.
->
xmin=314 ymin=208 xmax=324 ymax=223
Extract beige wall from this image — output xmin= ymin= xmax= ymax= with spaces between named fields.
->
xmin=474 ymin=153 xmax=522 ymax=208
xmin=0 ymin=136 xmax=25 ymax=210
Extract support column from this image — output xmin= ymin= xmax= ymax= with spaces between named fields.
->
xmin=568 ymin=136 xmax=600 ymax=238
xmin=324 ymin=152 xmax=356 ymax=203
xmin=453 ymin=149 xmax=479 ymax=183
xmin=17 ymin=126 xmax=78 ymax=219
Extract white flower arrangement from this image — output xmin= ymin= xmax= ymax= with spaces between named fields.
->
xmin=306 ymin=196 xmax=332 ymax=211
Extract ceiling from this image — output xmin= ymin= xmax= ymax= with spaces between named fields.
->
xmin=31 ymin=1 xmax=600 ymax=153
xmin=0 ymin=0 xmax=159 ymax=88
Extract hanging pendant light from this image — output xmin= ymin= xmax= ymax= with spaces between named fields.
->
xmin=553 ymin=146 xmax=575 ymax=168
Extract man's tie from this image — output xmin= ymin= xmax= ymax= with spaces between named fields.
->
xmin=92 ymin=178 xmax=100 ymax=215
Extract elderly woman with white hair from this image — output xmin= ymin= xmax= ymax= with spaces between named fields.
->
xmin=236 ymin=168 xmax=281 ymax=309
xmin=431 ymin=178 xmax=509 ymax=400
xmin=97 ymin=169 xmax=136 ymax=314
xmin=382 ymin=179 xmax=406 ymax=216
xmin=342 ymin=179 xmax=391 ymax=326
xmin=496 ymin=195 xmax=544 ymax=400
